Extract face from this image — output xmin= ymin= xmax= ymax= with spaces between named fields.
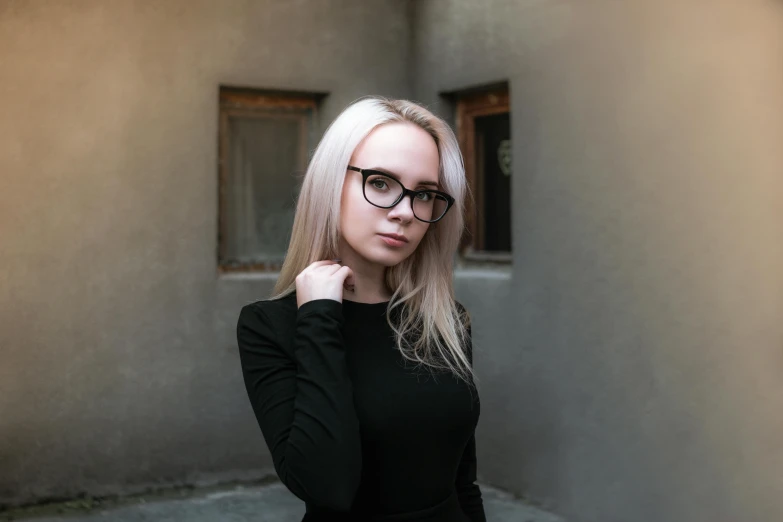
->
xmin=339 ymin=122 xmax=441 ymax=268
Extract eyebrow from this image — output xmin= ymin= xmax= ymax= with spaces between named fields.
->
xmin=369 ymin=167 xmax=441 ymax=189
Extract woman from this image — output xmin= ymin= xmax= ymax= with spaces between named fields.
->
xmin=236 ymin=95 xmax=485 ymax=521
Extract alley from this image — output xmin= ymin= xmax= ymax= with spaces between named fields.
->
xmin=3 ymin=482 xmax=563 ymax=522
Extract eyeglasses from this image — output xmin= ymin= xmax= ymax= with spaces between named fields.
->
xmin=347 ymin=165 xmax=455 ymax=223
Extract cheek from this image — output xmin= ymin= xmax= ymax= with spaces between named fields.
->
xmin=341 ymin=190 xmax=375 ymax=240
xmin=408 ymin=226 xmax=430 ymax=248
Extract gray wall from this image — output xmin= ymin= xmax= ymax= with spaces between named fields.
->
xmin=0 ymin=0 xmax=412 ymax=507
xmin=3 ymin=1 xmax=783 ymax=521
xmin=413 ymin=1 xmax=783 ymax=521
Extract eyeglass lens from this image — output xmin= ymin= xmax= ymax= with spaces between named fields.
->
xmin=364 ymin=173 xmax=448 ymax=222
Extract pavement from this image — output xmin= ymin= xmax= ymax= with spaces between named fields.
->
xmin=2 ymin=481 xmax=564 ymax=522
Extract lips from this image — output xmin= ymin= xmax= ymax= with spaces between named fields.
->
xmin=379 ymin=233 xmax=409 ymax=243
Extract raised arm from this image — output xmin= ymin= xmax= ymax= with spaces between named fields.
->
xmin=236 ymin=298 xmax=362 ymax=511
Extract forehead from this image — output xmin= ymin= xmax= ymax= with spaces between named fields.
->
xmin=351 ymin=122 xmax=440 ymax=185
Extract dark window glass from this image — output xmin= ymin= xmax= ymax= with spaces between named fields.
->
xmin=475 ymin=112 xmax=511 ymax=252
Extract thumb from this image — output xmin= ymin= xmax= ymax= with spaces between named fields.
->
xmin=340 ymin=265 xmax=354 ymax=286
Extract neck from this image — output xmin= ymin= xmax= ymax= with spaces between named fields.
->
xmin=341 ymin=268 xmax=392 ymax=303
xmin=337 ymin=243 xmax=392 ymax=304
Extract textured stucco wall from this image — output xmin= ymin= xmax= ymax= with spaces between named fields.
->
xmin=0 ymin=0 xmax=412 ymax=507
xmin=3 ymin=1 xmax=783 ymax=520
xmin=413 ymin=1 xmax=783 ymax=521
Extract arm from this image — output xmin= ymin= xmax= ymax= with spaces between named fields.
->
xmin=236 ymin=299 xmax=362 ymax=511
xmin=454 ymin=303 xmax=487 ymax=522
xmin=455 ymin=432 xmax=486 ymax=522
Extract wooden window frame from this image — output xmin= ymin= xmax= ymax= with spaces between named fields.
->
xmin=453 ymin=84 xmax=512 ymax=263
xmin=217 ymin=87 xmax=324 ymax=274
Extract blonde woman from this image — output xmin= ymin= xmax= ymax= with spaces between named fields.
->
xmin=236 ymin=96 xmax=485 ymax=521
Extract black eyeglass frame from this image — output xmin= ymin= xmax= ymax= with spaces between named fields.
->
xmin=347 ymin=165 xmax=455 ymax=223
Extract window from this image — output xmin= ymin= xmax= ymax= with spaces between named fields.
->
xmin=450 ymin=83 xmax=512 ymax=262
xmin=217 ymin=87 xmax=325 ymax=273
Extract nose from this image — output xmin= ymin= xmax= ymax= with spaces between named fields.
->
xmin=387 ymin=194 xmax=415 ymax=223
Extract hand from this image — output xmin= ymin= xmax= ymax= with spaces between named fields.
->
xmin=295 ymin=259 xmax=355 ymax=308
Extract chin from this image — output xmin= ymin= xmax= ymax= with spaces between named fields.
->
xmin=364 ymin=248 xmax=410 ymax=267
xmin=371 ymin=255 xmax=404 ymax=267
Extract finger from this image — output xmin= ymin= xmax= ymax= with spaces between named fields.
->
xmin=304 ymin=259 xmax=340 ymax=273
xmin=336 ymin=265 xmax=354 ymax=282
xmin=313 ymin=263 xmax=343 ymax=275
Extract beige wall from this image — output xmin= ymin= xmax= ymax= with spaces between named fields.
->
xmin=0 ymin=0 xmax=412 ymax=507
xmin=413 ymin=0 xmax=783 ymax=521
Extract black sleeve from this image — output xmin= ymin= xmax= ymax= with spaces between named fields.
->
xmin=236 ymin=298 xmax=362 ymax=512
xmin=454 ymin=303 xmax=486 ymax=521
xmin=455 ymin=432 xmax=486 ymax=521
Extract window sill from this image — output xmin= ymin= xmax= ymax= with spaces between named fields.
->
xmin=459 ymin=249 xmax=512 ymax=263
xmin=218 ymin=271 xmax=279 ymax=281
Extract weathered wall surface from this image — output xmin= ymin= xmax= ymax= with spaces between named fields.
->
xmin=0 ymin=0 xmax=412 ymax=506
xmin=413 ymin=1 xmax=783 ymax=521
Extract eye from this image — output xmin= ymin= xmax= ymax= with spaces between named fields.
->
xmin=370 ymin=179 xmax=388 ymax=190
xmin=416 ymin=191 xmax=433 ymax=201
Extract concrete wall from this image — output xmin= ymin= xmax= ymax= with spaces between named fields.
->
xmin=3 ymin=1 xmax=783 ymax=520
xmin=0 ymin=0 xmax=412 ymax=507
xmin=413 ymin=1 xmax=783 ymax=521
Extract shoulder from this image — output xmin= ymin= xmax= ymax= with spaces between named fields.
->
xmin=240 ymin=291 xmax=297 ymax=317
xmin=453 ymin=300 xmax=474 ymax=363
xmin=237 ymin=292 xmax=298 ymax=339
xmin=454 ymin=300 xmax=472 ymax=330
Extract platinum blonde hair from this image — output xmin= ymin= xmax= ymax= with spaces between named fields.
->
xmin=270 ymin=95 xmax=479 ymax=394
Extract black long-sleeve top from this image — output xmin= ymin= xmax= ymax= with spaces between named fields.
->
xmin=236 ymin=291 xmax=485 ymax=522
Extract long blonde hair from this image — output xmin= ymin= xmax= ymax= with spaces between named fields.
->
xmin=270 ymin=95 xmax=479 ymax=394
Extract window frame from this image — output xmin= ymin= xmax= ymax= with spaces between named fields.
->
xmin=453 ymin=84 xmax=512 ymax=263
xmin=217 ymin=87 xmax=324 ymax=274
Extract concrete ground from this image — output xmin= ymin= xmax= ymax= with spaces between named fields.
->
xmin=2 ymin=482 xmax=564 ymax=522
